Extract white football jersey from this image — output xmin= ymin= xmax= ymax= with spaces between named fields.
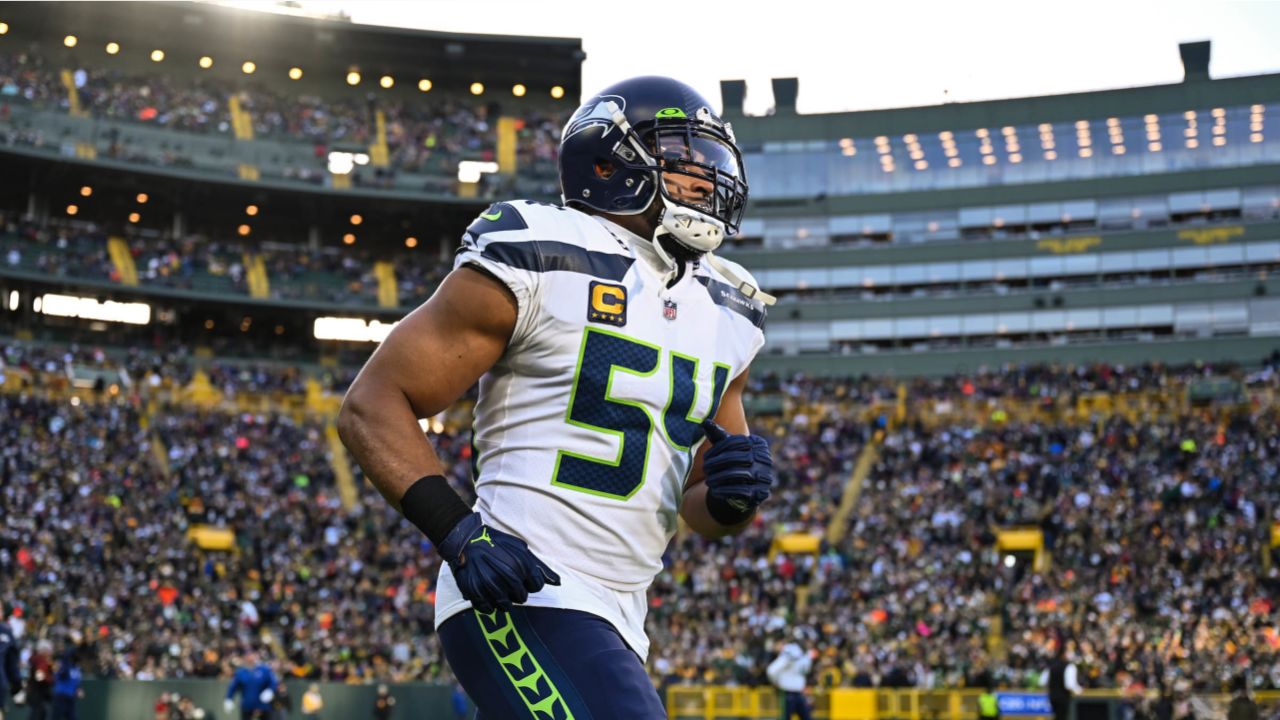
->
xmin=433 ymin=200 xmax=766 ymax=657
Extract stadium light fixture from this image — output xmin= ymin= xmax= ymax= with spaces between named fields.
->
xmin=245 ymin=205 xmax=259 ymax=216
xmin=289 ymin=67 xmax=303 ymax=80
xmin=0 ymin=22 xmax=8 ymax=35
xmin=343 ymin=233 xmax=356 ymax=245
xmin=418 ymin=79 xmax=433 ymax=92
xmin=380 ymin=75 xmax=394 ymax=89
xmin=1079 ymin=148 xmax=1092 ymax=158
xmin=128 ymin=212 xmax=140 ymax=223
xmin=1252 ymin=133 xmax=1264 ymax=143
xmin=198 ymin=55 xmax=213 ymax=69
xmin=405 ymin=236 xmax=418 ymax=248
xmin=238 ymin=224 xmax=250 ymax=236
xmin=64 ymin=35 xmax=78 ymax=48
xmin=1186 ymin=138 xmax=1199 ymax=149
xmin=550 ymin=86 xmax=566 ymax=99
xmin=512 ymin=83 xmax=526 ymax=97
xmin=346 ymin=70 xmax=361 ymax=86
xmin=7 ymin=291 xmax=17 ymax=312
xmin=1112 ymin=146 xmax=1125 ymax=155
xmin=913 ymin=160 xmax=928 ymax=170
xmin=1008 ymin=153 xmax=1022 ymax=163
xmin=457 ymin=160 xmax=499 ymax=183
xmin=470 ymin=82 xmax=485 ymax=95
xmin=947 ymin=157 xmax=961 ymax=168
xmin=105 ymin=42 xmax=120 ymax=55
xmin=80 ymin=185 xmax=92 ymax=197
xmin=1149 ymin=142 xmax=1162 ymax=152
xmin=66 ymin=204 xmax=78 ymax=216
xmin=151 ymin=49 xmax=165 ymax=62
xmin=1212 ymin=136 xmax=1225 ymax=147
xmin=242 ymin=61 xmax=256 ymax=75
xmin=314 ymin=317 xmax=397 ymax=343
xmin=349 ymin=214 xmax=363 ymax=226
xmin=136 ymin=193 xmax=148 ymax=204
xmin=38 ymin=293 xmax=150 ymax=325
xmin=1044 ymin=150 xmax=1057 ymax=160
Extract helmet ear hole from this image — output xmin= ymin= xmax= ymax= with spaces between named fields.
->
xmin=594 ymin=160 xmax=616 ymax=179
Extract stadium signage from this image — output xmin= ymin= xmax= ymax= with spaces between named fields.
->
xmin=1178 ymin=226 xmax=1244 ymax=245
xmin=996 ymin=693 xmax=1053 ymax=716
xmin=1036 ymin=236 xmax=1101 ymax=255
xmin=35 ymin=293 xmax=151 ymax=325
xmin=313 ymin=316 xmax=399 ymax=343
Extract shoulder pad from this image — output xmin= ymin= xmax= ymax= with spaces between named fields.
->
xmin=464 ymin=201 xmax=530 ymax=237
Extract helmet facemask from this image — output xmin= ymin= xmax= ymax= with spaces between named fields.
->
xmin=609 ymin=105 xmax=748 ymax=254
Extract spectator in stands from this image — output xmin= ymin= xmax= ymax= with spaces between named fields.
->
xmin=767 ymin=636 xmax=813 ymax=720
xmin=300 ymin=684 xmax=323 ymax=719
xmin=25 ymin=639 xmax=54 ymax=720
xmin=1043 ymin=643 xmax=1082 ymax=720
xmin=50 ymin=651 xmax=82 ymax=720
xmin=372 ymin=684 xmax=396 ymax=720
xmin=224 ymin=649 xmax=278 ymax=720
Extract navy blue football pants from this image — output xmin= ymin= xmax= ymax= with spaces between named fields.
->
xmin=439 ymin=606 xmax=666 ymax=720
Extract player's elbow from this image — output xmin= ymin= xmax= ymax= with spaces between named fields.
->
xmin=336 ymin=379 xmax=380 ymax=449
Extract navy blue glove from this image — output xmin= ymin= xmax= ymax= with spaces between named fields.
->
xmin=438 ymin=512 xmax=561 ymax=614
xmin=700 ymin=420 xmax=774 ymax=525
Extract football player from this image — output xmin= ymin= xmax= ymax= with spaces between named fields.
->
xmin=339 ymin=75 xmax=775 ymax=718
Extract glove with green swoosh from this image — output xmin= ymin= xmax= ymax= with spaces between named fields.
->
xmin=437 ymin=512 xmax=561 ymax=613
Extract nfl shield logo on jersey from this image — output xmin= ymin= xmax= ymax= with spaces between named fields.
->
xmin=663 ymin=300 xmax=678 ymax=321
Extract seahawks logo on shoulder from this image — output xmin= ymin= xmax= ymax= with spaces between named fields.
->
xmin=561 ymin=94 xmax=625 ymax=142
xmin=464 ymin=202 xmax=528 ymax=237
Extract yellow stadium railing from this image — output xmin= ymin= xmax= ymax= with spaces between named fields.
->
xmin=667 ymin=688 xmax=1280 ymax=720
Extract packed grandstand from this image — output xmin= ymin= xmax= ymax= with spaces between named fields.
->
xmin=1 ymin=1 xmax=1280 ymax=719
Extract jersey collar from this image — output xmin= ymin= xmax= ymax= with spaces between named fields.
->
xmin=589 ymin=215 xmax=680 ymax=281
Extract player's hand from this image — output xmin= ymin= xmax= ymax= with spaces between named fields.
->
xmin=439 ymin=512 xmax=561 ymax=614
xmin=224 ymin=698 xmax=235 ymax=714
xmin=700 ymin=420 xmax=773 ymax=525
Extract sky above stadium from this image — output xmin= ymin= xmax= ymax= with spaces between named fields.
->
xmin=216 ymin=0 xmax=1280 ymax=115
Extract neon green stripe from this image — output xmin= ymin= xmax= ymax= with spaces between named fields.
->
xmin=476 ymin=610 xmax=576 ymax=719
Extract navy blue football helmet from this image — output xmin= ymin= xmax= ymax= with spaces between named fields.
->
xmin=558 ymin=76 xmax=748 ymax=253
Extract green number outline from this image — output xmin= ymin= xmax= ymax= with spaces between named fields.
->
xmin=658 ymin=351 xmax=734 ymax=452
xmin=550 ymin=327 xmax=661 ymax=501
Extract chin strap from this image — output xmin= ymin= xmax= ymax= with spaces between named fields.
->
xmin=704 ymin=251 xmax=777 ymax=306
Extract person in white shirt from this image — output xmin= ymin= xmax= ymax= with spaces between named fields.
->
xmin=1040 ymin=644 xmax=1083 ymax=720
xmin=767 ymin=639 xmax=813 ymax=720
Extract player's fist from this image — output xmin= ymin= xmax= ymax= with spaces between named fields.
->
xmin=700 ymin=420 xmax=773 ymax=525
xmin=439 ymin=512 xmax=561 ymax=614
xmin=224 ymin=698 xmax=235 ymax=714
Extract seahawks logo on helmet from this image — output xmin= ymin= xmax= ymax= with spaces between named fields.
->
xmin=562 ymin=94 xmax=625 ymax=141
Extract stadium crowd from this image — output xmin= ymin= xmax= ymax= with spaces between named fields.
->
xmin=1 ymin=212 xmax=449 ymax=308
xmin=0 ymin=48 xmax=566 ymax=179
xmin=4 ymin=339 xmax=1280 ymax=696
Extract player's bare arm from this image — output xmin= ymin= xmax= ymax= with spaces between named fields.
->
xmin=336 ymin=265 xmax=515 ymax=507
xmin=338 ymin=264 xmax=561 ymax=614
